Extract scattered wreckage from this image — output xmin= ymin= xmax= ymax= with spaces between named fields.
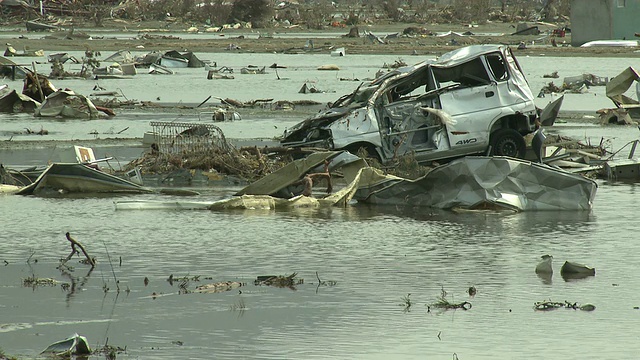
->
xmin=35 ymin=89 xmax=114 ymax=118
xmin=135 ymin=50 xmax=206 ymax=68
xmin=0 ymin=84 xmax=40 ymax=112
xmin=26 ymin=20 xmax=58 ymax=32
xmin=0 ymin=55 xmax=30 ymax=80
xmin=40 ymin=333 xmax=91 ymax=357
xmin=1 ymin=116 xmax=600 ymax=211
xmin=15 ymin=162 xmax=150 ymax=196
xmin=351 ymin=155 xmax=596 ymax=211
xmin=240 ymin=66 xmax=266 ymax=74
xmin=598 ymin=66 xmax=640 ymax=124
xmin=539 ymin=95 xmax=564 ymax=126
xmin=0 ymin=68 xmax=117 ymax=117
xmin=0 ymin=146 xmax=146 ymax=196
xmin=281 ymin=45 xmax=556 ymax=165
xmin=13 ymin=146 xmax=150 ymax=196
xmin=115 ymin=141 xmax=598 ymax=212
xmin=4 ymin=45 xmax=44 ymax=57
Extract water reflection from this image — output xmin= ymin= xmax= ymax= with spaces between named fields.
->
xmin=536 ymin=271 xmax=553 ymax=285
xmin=364 ymin=203 xmax=596 ymax=235
xmin=59 ymin=266 xmax=94 ymax=306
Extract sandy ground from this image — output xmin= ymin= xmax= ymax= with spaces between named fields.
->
xmin=2 ymin=19 xmax=639 ymax=57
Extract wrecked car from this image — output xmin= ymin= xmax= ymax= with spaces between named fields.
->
xmin=281 ymin=45 xmax=540 ymax=164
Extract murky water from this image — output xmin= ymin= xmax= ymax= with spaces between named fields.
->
xmin=1 ymin=183 xmax=640 ymax=359
xmin=1 ymin=50 xmax=640 ymax=359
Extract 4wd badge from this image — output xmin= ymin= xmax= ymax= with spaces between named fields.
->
xmin=455 ymin=138 xmax=477 ymax=145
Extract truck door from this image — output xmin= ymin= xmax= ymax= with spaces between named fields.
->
xmin=434 ymin=54 xmax=511 ymax=152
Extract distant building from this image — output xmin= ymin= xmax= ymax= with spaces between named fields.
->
xmin=570 ymin=0 xmax=640 ymax=46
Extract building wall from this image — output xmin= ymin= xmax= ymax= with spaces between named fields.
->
xmin=570 ymin=0 xmax=612 ymax=46
xmin=571 ymin=0 xmax=640 ymax=46
xmin=611 ymin=0 xmax=640 ymax=40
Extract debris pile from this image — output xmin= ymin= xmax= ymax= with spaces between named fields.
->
xmin=126 ymin=121 xmax=290 ymax=182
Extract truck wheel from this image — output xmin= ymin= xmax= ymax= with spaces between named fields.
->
xmin=490 ymin=129 xmax=526 ymax=158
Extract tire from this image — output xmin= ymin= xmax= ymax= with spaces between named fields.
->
xmin=489 ymin=128 xmax=526 ymax=159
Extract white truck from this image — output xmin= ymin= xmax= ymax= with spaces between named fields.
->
xmin=282 ymin=45 xmax=547 ymax=164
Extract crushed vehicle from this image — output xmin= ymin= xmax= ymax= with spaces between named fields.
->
xmin=281 ymin=45 xmax=542 ymax=164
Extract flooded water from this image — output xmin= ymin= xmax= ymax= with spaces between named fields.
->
xmin=1 ymin=50 xmax=640 ymax=359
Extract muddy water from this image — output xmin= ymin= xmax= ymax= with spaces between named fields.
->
xmin=1 ymin=184 xmax=640 ymax=359
xmin=1 ymin=52 xmax=640 ymax=359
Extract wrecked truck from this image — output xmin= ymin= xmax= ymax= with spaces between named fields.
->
xmin=281 ymin=45 xmax=540 ymax=164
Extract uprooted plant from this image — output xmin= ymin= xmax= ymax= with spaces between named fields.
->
xmin=427 ymin=287 xmax=472 ymax=312
xmin=399 ymin=293 xmax=413 ymax=312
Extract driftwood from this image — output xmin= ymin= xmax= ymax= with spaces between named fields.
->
xmin=290 ymin=159 xmax=332 ymax=196
xmin=64 ymin=232 xmax=95 ymax=268
xmin=307 ymin=160 xmax=332 ymax=194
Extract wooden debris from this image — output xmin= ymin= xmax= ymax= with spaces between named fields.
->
xmin=64 ymin=232 xmax=96 ymax=268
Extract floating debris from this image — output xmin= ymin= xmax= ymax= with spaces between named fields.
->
xmin=195 ymin=281 xmax=243 ymax=294
xmin=428 ymin=288 xmax=472 ymax=311
xmin=560 ymin=260 xmax=596 ymax=280
xmin=534 ymin=300 xmax=596 ymax=311
xmin=41 ymin=333 xmax=91 ymax=357
xmin=22 ymin=275 xmax=59 ymax=287
xmin=254 ymin=273 xmax=303 ymax=290
xmin=535 ymin=254 xmax=554 ymax=274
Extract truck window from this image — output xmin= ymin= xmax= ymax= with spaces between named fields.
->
xmin=486 ymin=54 xmax=508 ymax=81
xmin=432 ymin=57 xmax=491 ymax=87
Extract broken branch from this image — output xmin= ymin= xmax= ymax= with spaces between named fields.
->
xmin=65 ymin=232 xmax=96 ymax=268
